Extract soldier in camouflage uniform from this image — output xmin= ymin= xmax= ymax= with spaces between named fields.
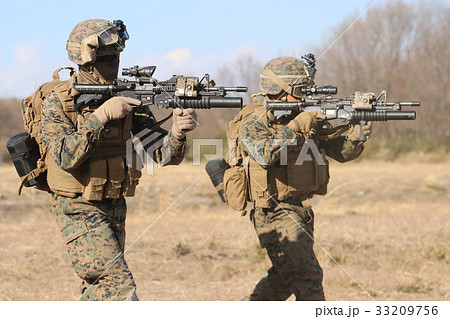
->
xmin=238 ymin=56 xmax=372 ymax=300
xmin=40 ymin=19 xmax=197 ymax=300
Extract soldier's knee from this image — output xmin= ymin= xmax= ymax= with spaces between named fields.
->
xmin=72 ymin=257 xmax=115 ymax=282
xmin=61 ymin=216 xmax=125 ymax=282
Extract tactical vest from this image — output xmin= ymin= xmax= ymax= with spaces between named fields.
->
xmin=45 ymin=83 xmax=142 ymax=200
xmin=232 ymin=104 xmax=329 ymax=209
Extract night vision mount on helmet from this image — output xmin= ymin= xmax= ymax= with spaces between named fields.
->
xmin=66 ymin=19 xmax=129 ymax=65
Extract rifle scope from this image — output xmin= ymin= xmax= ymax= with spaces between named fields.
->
xmin=301 ymin=85 xmax=337 ymax=95
xmin=122 ymin=66 xmax=156 ymax=78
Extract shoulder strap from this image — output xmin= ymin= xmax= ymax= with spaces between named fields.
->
xmin=52 ymin=68 xmax=78 ymax=124
xmin=18 ymin=151 xmax=47 ymax=195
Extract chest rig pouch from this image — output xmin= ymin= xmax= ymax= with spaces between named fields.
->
xmin=46 ymin=99 xmax=142 ymax=200
xmin=247 ymin=124 xmax=329 ymax=208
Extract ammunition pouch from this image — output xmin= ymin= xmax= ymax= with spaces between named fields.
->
xmin=47 ymin=154 xmax=142 ymax=200
xmin=46 ymin=114 xmax=142 ymax=200
xmin=248 ymin=145 xmax=329 ymax=208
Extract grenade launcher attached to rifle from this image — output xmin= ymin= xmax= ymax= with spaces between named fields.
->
xmin=266 ymin=54 xmax=420 ymax=141
xmin=266 ymin=89 xmax=420 ymax=141
xmin=72 ymin=65 xmax=247 ymax=111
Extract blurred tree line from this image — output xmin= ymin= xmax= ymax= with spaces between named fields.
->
xmin=1 ymin=0 xmax=448 ymax=162
xmin=314 ymin=0 xmax=450 ymax=157
xmin=214 ymin=0 xmax=450 ymax=158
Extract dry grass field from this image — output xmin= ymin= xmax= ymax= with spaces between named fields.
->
xmin=0 ymin=158 xmax=448 ymax=301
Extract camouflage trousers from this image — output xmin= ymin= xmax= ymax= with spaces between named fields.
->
xmin=247 ymin=202 xmax=325 ymax=301
xmin=50 ymin=194 xmax=138 ymax=301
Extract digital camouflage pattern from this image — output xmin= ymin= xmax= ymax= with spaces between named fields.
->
xmin=41 ymin=91 xmax=186 ymax=170
xmin=239 ymin=113 xmax=297 ymax=168
xmin=239 ymin=107 xmax=364 ymax=301
xmin=246 ymin=204 xmax=325 ymax=300
xmin=67 ymin=19 xmax=117 ymax=65
xmin=239 ymin=111 xmax=365 ymax=167
xmin=51 ymin=194 xmax=137 ymax=301
xmin=259 ymin=57 xmax=313 ymax=95
xmin=40 ymin=90 xmax=186 ymax=300
xmin=41 ymin=93 xmax=104 ymax=169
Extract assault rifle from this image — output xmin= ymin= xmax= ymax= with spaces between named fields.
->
xmin=267 ymin=88 xmax=420 ymax=141
xmin=72 ymin=65 xmax=247 ymax=111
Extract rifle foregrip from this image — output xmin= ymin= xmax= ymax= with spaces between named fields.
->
xmin=359 ymin=120 xmax=367 ymax=142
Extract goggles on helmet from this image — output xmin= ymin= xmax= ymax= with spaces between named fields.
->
xmin=260 ymin=68 xmax=312 ymax=99
xmin=287 ymin=83 xmax=309 ymax=99
xmin=66 ymin=20 xmax=129 ymax=65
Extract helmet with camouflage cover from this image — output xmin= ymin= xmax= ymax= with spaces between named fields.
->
xmin=259 ymin=56 xmax=315 ymax=96
xmin=66 ymin=19 xmax=129 ymax=65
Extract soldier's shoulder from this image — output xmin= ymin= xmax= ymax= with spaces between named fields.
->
xmin=42 ymin=91 xmax=64 ymax=109
xmin=240 ymin=103 xmax=266 ymax=123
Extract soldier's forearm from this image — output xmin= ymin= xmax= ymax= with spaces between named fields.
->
xmin=240 ymin=125 xmax=297 ymax=168
xmin=322 ymin=136 xmax=364 ymax=163
xmin=56 ymin=115 xmax=106 ymax=171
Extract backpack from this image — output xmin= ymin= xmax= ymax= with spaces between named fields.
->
xmin=221 ymin=102 xmax=266 ymax=213
xmin=8 ymin=67 xmax=76 ymax=194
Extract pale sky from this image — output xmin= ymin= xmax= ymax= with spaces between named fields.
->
xmin=0 ymin=0 xmax=442 ymax=98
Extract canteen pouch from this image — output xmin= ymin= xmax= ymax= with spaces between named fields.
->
xmin=223 ymin=165 xmax=249 ymax=211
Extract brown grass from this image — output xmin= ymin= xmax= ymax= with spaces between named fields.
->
xmin=0 ymin=159 xmax=448 ymax=301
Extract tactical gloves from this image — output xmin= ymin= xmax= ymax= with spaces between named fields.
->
xmin=288 ymin=111 xmax=325 ymax=138
xmin=171 ymin=108 xmax=198 ymax=140
xmin=93 ymin=96 xmax=141 ymax=125
xmin=347 ymin=122 xmax=373 ymax=141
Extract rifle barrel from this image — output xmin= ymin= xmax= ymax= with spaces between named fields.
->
xmin=385 ymin=101 xmax=421 ymax=107
xmin=352 ymin=110 xmax=416 ymax=121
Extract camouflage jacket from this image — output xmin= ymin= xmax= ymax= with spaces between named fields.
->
xmin=40 ymin=92 xmax=186 ymax=171
xmin=239 ymin=111 xmax=363 ymax=168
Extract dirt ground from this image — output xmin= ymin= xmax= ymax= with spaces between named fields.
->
xmin=0 ymin=158 xmax=448 ymax=301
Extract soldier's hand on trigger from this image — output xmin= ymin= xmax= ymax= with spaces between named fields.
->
xmin=93 ymin=96 xmax=142 ymax=125
xmin=347 ymin=121 xmax=373 ymax=141
xmin=172 ymin=108 xmax=198 ymax=140
xmin=287 ymin=111 xmax=325 ymax=139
